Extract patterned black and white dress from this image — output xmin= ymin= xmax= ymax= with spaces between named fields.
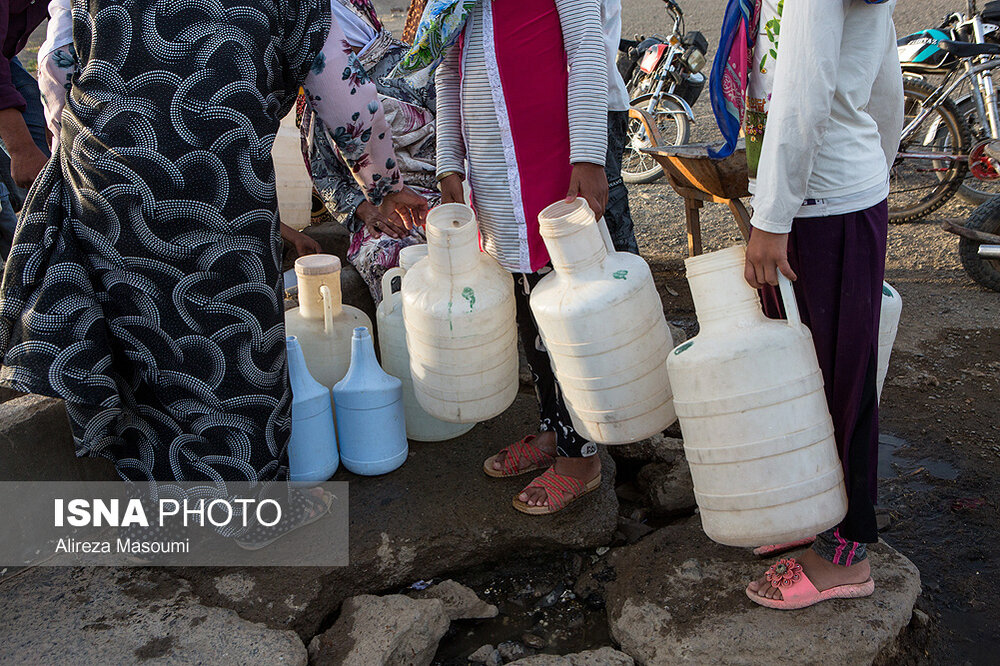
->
xmin=0 ymin=0 xmax=402 ymax=483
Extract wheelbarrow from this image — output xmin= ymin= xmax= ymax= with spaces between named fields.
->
xmin=630 ymin=108 xmax=751 ymax=257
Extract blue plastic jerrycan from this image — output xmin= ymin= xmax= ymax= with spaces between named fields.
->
xmin=333 ymin=327 xmax=408 ymax=475
xmin=286 ymin=336 xmax=339 ymax=483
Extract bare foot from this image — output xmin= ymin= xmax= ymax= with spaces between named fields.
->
xmin=518 ymin=455 xmax=602 ymax=508
xmin=747 ymin=547 xmax=871 ymax=601
xmin=492 ymin=431 xmax=557 ymax=472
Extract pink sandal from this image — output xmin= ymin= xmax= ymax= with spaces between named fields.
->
xmin=512 ymin=466 xmax=602 ymax=515
xmin=483 ymin=435 xmax=555 ymax=478
xmin=746 ymin=557 xmax=875 ymax=610
xmin=752 ymin=537 xmax=817 ymax=557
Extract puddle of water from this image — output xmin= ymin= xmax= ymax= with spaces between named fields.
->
xmin=878 ymin=433 xmax=959 ymax=481
xmin=428 ymin=552 xmax=611 ymax=664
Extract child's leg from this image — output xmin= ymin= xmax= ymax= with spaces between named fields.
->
xmin=513 ymin=270 xmax=596 ymax=459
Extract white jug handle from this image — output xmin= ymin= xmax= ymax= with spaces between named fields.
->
xmin=597 ymin=215 xmax=616 ymax=254
xmin=777 ymin=273 xmax=802 ymax=329
xmin=320 ymin=284 xmax=334 ymax=334
xmin=381 ymin=267 xmax=406 ymax=314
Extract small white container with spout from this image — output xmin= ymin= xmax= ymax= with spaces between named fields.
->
xmin=286 ymin=336 xmax=339 ymax=483
xmin=530 ymin=198 xmax=676 ymax=444
xmin=377 ymin=247 xmax=476 ymax=441
xmin=666 ymin=245 xmax=848 ymax=547
xmin=401 ymin=204 xmax=519 ymax=423
xmin=285 ymin=254 xmax=373 ymax=389
xmin=273 ymin=113 xmax=313 ymax=231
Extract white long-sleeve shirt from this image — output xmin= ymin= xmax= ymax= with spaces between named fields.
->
xmin=749 ymin=0 xmax=904 ymax=234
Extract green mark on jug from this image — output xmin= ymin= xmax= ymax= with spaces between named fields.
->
xmin=673 ymin=341 xmax=694 ymax=355
xmin=462 ymin=287 xmax=476 ymax=310
xmin=613 ymin=270 xmax=629 ymax=280
xmin=447 ymin=301 xmax=453 ymax=331
xmin=882 ymin=284 xmax=893 ymax=298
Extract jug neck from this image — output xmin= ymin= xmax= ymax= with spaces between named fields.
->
xmin=346 ymin=326 xmax=379 ymax=377
xmin=426 ymin=203 xmax=481 ymax=277
xmin=298 ymin=273 xmax=343 ymax=320
xmin=685 ymin=246 xmax=766 ymax=333
xmin=286 ymin=336 xmax=319 ymax=393
xmin=537 ymin=199 xmax=609 ymax=275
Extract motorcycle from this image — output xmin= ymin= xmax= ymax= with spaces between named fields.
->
xmin=617 ymin=0 xmax=708 ymax=184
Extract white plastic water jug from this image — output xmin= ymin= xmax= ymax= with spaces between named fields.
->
xmin=286 ymin=336 xmax=339 ymax=483
xmin=333 ymin=327 xmax=408 ymax=475
xmin=666 ymin=246 xmax=848 ymax=547
xmin=377 ymin=257 xmax=476 ymax=441
xmin=285 ymin=254 xmax=373 ymax=389
xmin=273 ymin=113 xmax=313 ymax=231
xmin=877 ymin=282 xmax=902 ymax=400
xmin=530 ymin=198 xmax=676 ymax=444
xmin=401 ymin=204 xmax=519 ymax=423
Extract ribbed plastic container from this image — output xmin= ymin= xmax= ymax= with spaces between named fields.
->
xmin=333 ymin=327 xmax=408 ymax=475
xmin=273 ymin=113 xmax=313 ymax=231
xmin=286 ymin=336 xmax=339 ymax=483
xmin=530 ymin=198 xmax=675 ymax=444
xmin=401 ymin=204 xmax=518 ymax=423
xmin=877 ymin=282 xmax=902 ymax=400
xmin=377 ymin=258 xmax=476 ymax=441
xmin=666 ymin=246 xmax=848 ymax=547
xmin=285 ymin=254 xmax=373 ymax=389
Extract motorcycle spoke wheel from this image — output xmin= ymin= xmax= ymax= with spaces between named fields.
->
xmin=622 ymin=95 xmax=691 ymax=185
xmin=890 ymin=78 xmax=970 ymax=223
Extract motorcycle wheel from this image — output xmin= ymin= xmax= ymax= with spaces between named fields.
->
xmin=960 ymin=195 xmax=1000 ymax=292
xmin=890 ymin=78 xmax=970 ymax=223
xmin=622 ymin=94 xmax=691 ymax=185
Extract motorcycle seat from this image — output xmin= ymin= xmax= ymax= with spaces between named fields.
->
xmin=938 ymin=40 xmax=1000 ymax=59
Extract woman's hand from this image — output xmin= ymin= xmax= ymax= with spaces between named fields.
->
xmin=280 ymin=223 xmax=322 ymax=257
xmin=357 ymin=200 xmax=404 ymax=239
xmin=438 ymin=173 xmax=465 ymax=204
xmin=744 ymin=229 xmax=797 ymax=289
xmin=378 ymin=186 xmax=428 ymax=233
xmin=566 ymin=162 xmax=608 ymax=220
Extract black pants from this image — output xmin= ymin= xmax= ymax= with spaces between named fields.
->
xmin=604 ymin=110 xmax=640 ymax=255
xmin=514 ymin=270 xmax=596 ymax=458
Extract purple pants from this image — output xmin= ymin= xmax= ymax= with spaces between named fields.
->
xmin=759 ymin=200 xmax=888 ymax=547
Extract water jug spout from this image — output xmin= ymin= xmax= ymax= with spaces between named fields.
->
xmin=295 ymin=254 xmax=344 ymax=321
xmin=537 ymin=198 xmax=608 ymax=275
xmin=425 ymin=204 xmax=481 ymax=277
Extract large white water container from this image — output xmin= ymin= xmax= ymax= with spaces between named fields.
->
xmin=401 ymin=204 xmax=518 ymax=423
xmin=529 ymin=199 xmax=676 ymax=444
xmin=877 ymin=282 xmax=902 ymax=400
xmin=273 ymin=113 xmax=312 ymax=231
xmin=666 ymin=246 xmax=848 ymax=547
xmin=285 ymin=254 xmax=373 ymax=389
xmin=377 ymin=251 xmax=476 ymax=441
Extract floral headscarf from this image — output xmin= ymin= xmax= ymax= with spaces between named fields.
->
xmin=390 ymin=0 xmax=476 ymax=83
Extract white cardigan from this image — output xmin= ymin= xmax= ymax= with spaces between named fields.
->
xmin=749 ymin=0 xmax=904 ymax=233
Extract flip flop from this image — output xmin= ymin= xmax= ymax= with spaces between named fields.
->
xmin=752 ymin=537 xmax=817 ymax=557
xmin=483 ymin=435 xmax=556 ymax=478
xmin=746 ymin=557 xmax=875 ymax=610
xmin=512 ymin=466 xmax=602 ymax=515
xmin=235 ymin=488 xmax=334 ymax=551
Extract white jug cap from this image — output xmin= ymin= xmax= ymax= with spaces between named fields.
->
xmin=398 ymin=245 xmax=428 ymax=271
xmin=295 ymin=254 xmax=341 ymax=277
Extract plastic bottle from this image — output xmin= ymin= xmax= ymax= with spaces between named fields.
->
xmin=333 ymin=327 xmax=408 ymax=475
xmin=285 ymin=254 xmax=373 ymax=389
xmin=666 ymin=245 xmax=848 ymax=547
xmin=401 ymin=204 xmax=519 ymax=423
xmin=286 ymin=336 xmax=339 ymax=483
xmin=530 ymin=198 xmax=676 ymax=444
